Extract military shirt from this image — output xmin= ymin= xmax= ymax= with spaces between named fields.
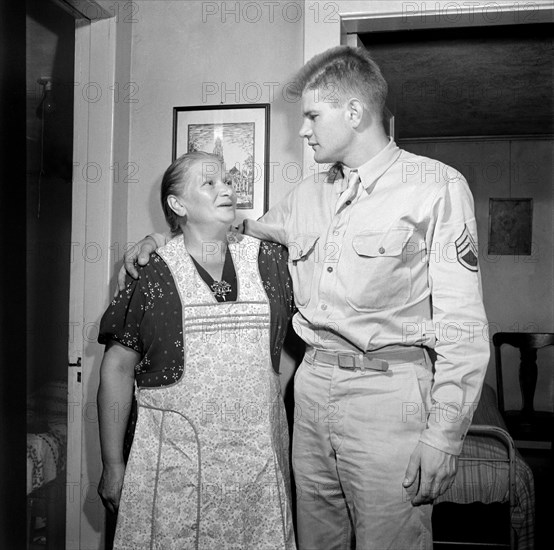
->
xmin=246 ymin=139 xmax=490 ymax=455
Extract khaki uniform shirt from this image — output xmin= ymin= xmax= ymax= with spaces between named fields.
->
xmin=246 ymin=139 xmax=489 ymax=455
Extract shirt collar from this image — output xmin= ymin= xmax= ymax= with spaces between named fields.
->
xmin=334 ymin=138 xmax=401 ymax=194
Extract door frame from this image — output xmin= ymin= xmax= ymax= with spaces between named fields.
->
xmin=65 ymin=1 xmax=117 ymax=548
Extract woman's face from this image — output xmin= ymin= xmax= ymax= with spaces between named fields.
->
xmin=179 ymin=159 xmax=237 ymax=227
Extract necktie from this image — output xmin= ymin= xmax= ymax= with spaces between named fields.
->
xmin=335 ymin=169 xmax=360 ymax=214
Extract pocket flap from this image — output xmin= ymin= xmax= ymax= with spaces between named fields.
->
xmin=352 ymin=229 xmax=413 ymax=257
xmin=287 ymin=234 xmax=320 ymax=261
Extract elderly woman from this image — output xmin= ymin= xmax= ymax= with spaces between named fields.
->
xmin=97 ymin=152 xmax=295 ymax=549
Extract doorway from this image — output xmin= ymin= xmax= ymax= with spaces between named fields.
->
xmin=26 ymin=0 xmax=75 ymax=546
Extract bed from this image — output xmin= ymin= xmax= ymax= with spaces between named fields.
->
xmin=434 ymin=382 xmax=535 ymax=549
xmin=27 ymin=380 xmax=67 ymax=548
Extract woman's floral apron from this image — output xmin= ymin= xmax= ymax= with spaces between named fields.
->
xmin=113 ymin=235 xmax=295 ymax=550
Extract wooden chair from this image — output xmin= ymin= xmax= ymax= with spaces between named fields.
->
xmin=493 ymin=332 xmax=554 ymax=451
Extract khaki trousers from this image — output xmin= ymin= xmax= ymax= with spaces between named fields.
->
xmin=292 ymin=348 xmax=434 ymax=550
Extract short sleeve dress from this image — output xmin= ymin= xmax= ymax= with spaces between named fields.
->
xmin=99 ymin=233 xmax=296 ymax=550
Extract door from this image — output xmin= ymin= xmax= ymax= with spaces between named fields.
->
xmin=65 ymin=5 xmax=117 ymax=550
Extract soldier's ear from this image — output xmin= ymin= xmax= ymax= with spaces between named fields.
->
xmin=167 ymin=195 xmax=187 ymax=218
xmin=346 ymin=98 xmax=364 ymax=128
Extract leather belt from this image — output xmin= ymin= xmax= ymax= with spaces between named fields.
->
xmin=308 ymin=347 xmax=428 ymax=373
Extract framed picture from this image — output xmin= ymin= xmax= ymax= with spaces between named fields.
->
xmin=173 ymin=104 xmax=270 ymax=223
xmin=488 ymin=198 xmax=533 ymax=255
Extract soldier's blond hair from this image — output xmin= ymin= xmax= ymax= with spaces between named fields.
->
xmin=293 ymin=46 xmax=388 ymax=119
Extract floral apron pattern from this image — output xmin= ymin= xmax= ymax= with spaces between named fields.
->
xmin=113 ymin=234 xmax=295 ymax=550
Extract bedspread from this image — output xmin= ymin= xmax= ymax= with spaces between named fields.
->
xmin=435 ymin=383 xmax=535 ymax=550
xmin=27 ymin=381 xmax=67 ymax=495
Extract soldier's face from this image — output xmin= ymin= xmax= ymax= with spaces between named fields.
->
xmin=298 ymin=88 xmax=352 ymax=164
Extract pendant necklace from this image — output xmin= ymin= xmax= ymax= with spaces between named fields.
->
xmin=210 ymin=280 xmax=232 ymax=300
xmin=190 ymin=245 xmax=235 ymax=302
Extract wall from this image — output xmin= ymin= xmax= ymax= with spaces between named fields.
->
xmin=127 ymin=0 xmax=304 ymax=237
xmin=109 ymin=1 xmax=133 ymax=291
xmin=402 ymin=138 xmax=554 ymax=411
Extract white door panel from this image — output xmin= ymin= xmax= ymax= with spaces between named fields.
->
xmin=67 ymin=10 xmax=116 ymax=550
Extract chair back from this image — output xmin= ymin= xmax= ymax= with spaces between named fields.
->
xmin=493 ymin=332 xmax=554 ymax=415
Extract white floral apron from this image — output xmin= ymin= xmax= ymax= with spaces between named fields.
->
xmin=113 ymin=234 xmax=295 ymax=550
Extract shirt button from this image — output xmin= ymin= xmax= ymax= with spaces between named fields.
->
xmin=327 ymin=266 xmax=333 ymax=273
xmin=321 ymin=304 xmax=328 ymax=310
xmin=345 ymin=200 xmax=352 ymax=206
xmin=379 ymin=247 xmax=385 ymax=254
xmin=333 ymin=231 xmax=340 ymax=236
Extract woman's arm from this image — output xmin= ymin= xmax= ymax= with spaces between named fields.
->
xmin=97 ymin=340 xmax=139 ymax=514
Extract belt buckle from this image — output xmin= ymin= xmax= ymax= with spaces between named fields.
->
xmin=337 ymin=354 xmax=390 ymax=373
xmin=337 ymin=354 xmax=356 ymax=370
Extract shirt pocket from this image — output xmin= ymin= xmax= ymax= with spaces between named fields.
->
xmin=346 ymin=228 xmax=413 ymax=311
xmin=287 ymin=234 xmax=320 ymax=308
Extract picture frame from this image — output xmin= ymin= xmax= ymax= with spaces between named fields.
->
xmin=173 ymin=104 xmax=270 ymax=223
xmin=488 ymin=198 xmax=533 ymax=255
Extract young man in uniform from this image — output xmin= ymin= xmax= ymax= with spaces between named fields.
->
xmin=122 ymin=46 xmax=489 ymax=549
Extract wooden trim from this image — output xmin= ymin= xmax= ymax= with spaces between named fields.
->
xmin=80 ymin=14 xmax=117 ymax=550
xmin=51 ymin=0 xmax=112 ymax=20
xmin=66 ymin=17 xmax=90 ymax=550
xmin=341 ymin=1 xmax=554 ymax=33
xmin=398 ymin=134 xmax=554 ymax=144
xmin=67 ymin=11 xmax=117 ymax=550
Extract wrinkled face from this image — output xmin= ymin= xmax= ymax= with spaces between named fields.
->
xmin=178 ymin=159 xmax=236 ymax=227
xmin=298 ymin=87 xmax=353 ymax=164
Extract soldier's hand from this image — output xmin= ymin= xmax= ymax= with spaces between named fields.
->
xmin=115 ymin=236 xmax=158 ymax=296
xmin=403 ymin=441 xmax=458 ymax=506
